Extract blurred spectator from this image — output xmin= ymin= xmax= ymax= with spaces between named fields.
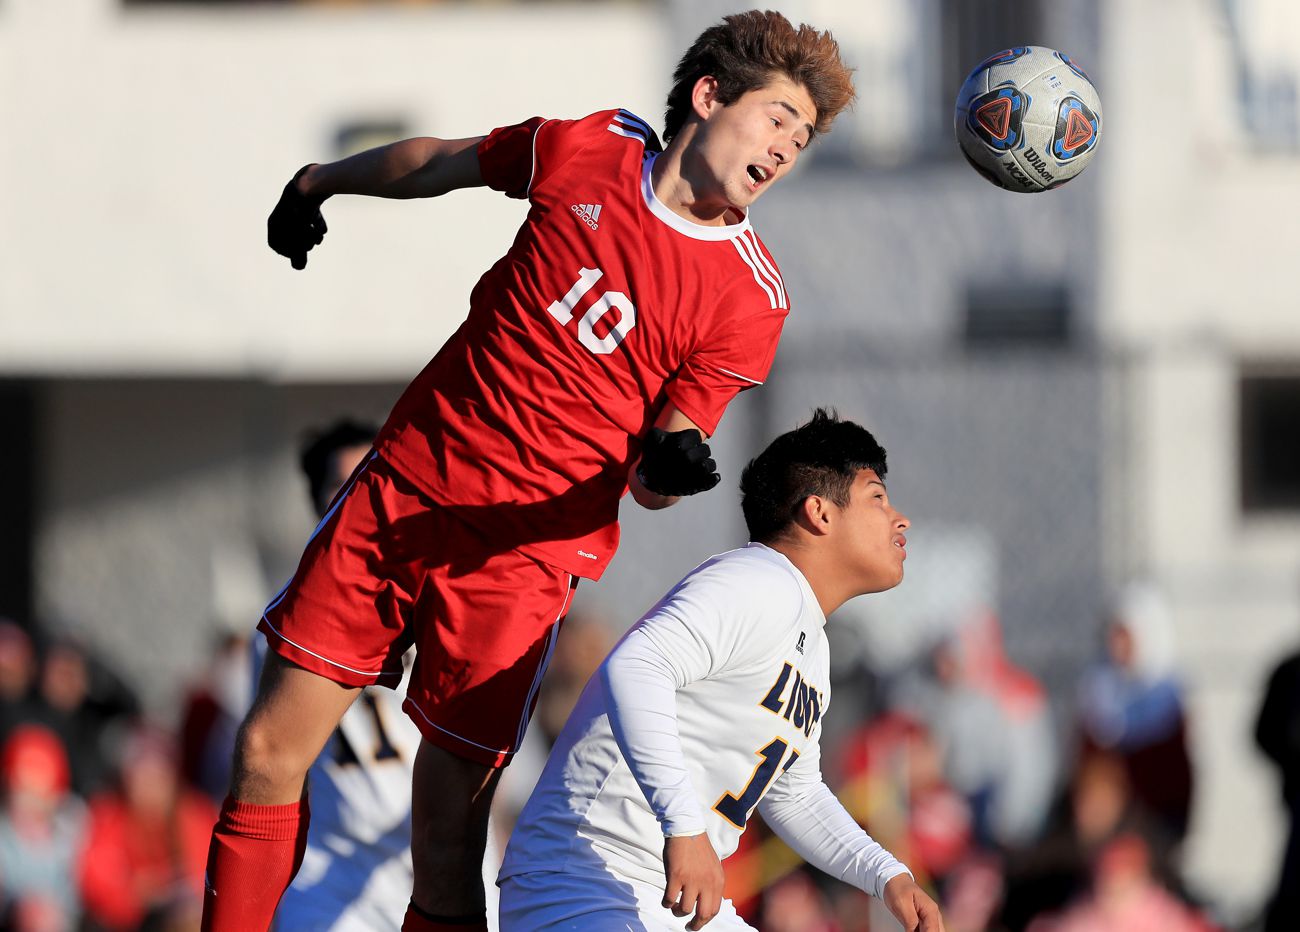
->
xmin=998 ymin=743 xmax=1185 ymax=931
xmin=28 ymin=637 xmax=123 ymax=797
xmin=939 ymin=851 xmax=1005 ymax=932
xmin=0 ymin=621 xmax=41 ymax=740
xmin=836 ymin=709 xmax=973 ymax=885
xmin=921 ymin=639 xmax=1004 ymax=839
xmin=760 ymin=869 xmax=836 ymax=932
xmin=529 ymin=607 xmax=616 ymax=749
xmin=178 ymin=630 xmax=251 ymax=803
xmin=1254 ymin=646 xmax=1300 ymax=932
xmin=1070 ymin=752 xmax=1132 ymax=853
xmin=1076 ymin=584 xmax=1193 ymax=868
xmin=923 ymin=610 xmax=1058 ymax=850
xmin=0 ymin=724 xmax=86 ymax=931
xmin=1026 ymin=832 xmax=1219 ymax=932
xmin=42 ymin=634 xmax=139 ymax=730
xmin=0 ymin=624 xmax=138 ymax=799
xmin=78 ymin=723 xmax=216 ymax=931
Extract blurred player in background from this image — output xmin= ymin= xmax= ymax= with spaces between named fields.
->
xmin=499 ymin=411 xmax=945 ymax=932
xmin=202 ymin=11 xmax=856 ymax=932
xmin=1255 ymin=643 xmax=1300 ymax=932
xmin=266 ymin=419 xmax=423 ymax=931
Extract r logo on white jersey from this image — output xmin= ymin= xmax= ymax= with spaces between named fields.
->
xmin=571 ymin=203 xmax=602 ymax=230
xmin=796 ymin=632 xmax=806 ymax=654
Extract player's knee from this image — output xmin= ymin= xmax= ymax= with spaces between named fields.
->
xmin=230 ymin=714 xmax=312 ymax=797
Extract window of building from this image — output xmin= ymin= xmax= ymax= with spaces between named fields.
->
xmin=334 ymin=119 xmax=408 ymax=159
xmin=938 ymin=0 xmax=1045 ymax=118
xmin=0 ymin=382 xmax=34 ymax=624
xmin=963 ymin=281 xmax=1072 ymax=348
xmin=813 ymin=0 xmax=1045 ymax=167
xmin=1240 ymin=370 xmax=1300 ymax=510
xmin=1223 ymin=0 xmax=1300 ymax=151
xmin=938 ymin=0 xmax=1047 ymax=162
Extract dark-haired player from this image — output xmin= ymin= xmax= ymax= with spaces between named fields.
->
xmin=203 ymin=11 xmax=856 ymax=932
xmin=499 ymin=411 xmax=945 ymax=932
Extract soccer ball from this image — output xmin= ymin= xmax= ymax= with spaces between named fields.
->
xmin=954 ymin=46 xmax=1102 ymax=192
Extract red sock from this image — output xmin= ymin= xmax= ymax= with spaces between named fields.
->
xmin=401 ymin=902 xmax=487 ymax=932
xmin=201 ymin=795 xmax=310 ymax=932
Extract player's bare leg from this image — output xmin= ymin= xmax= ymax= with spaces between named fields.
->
xmin=407 ymin=740 xmax=502 ymax=928
xmin=202 ymin=652 xmax=361 ymax=932
xmin=229 ymin=651 xmax=361 ymax=801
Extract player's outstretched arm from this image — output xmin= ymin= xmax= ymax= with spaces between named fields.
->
xmin=267 ymin=136 xmax=484 ymax=269
xmin=628 ymin=405 xmax=720 ymax=509
xmin=294 ymin=136 xmax=485 ymax=201
xmin=759 ymin=755 xmax=943 ymax=929
xmin=662 ymin=833 xmax=725 ymax=931
xmin=882 ymin=874 xmax=945 ymax=932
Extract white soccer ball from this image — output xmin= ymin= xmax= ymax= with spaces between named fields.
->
xmin=953 ymin=46 xmax=1102 ymax=192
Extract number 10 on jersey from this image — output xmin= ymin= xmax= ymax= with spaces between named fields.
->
xmin=547 ymin=267 xmax=638 ymax=355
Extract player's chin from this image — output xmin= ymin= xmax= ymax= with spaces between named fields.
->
xmin=734 ymin=179 xmax=765 ymax=205
xmin=861 ymin=566 xmax=905 ymax=595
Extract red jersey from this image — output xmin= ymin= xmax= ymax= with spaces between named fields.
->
xmin=376 ymin=109 xmax=789 ymax=580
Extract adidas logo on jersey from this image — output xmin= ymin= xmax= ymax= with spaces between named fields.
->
xmin=571 ymin=203 xmax=602 ymax=230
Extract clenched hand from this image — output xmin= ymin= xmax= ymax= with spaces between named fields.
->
xmin=662 ymin=833 xmax=725 ymax=931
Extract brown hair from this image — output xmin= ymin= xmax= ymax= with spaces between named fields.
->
xmin=663 ymin=9 xmax=856 ymax=143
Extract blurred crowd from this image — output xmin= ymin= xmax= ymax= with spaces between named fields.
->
xmin=2 ymin=550 xmax=1298 ymax=931
xmin=0 ymin=617 xmax=213 ymax=931
xmin=708 ymin=589 xmax=1224 ymax=932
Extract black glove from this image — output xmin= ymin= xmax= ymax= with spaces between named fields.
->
xmin=267 ymin=164 xmax=327 ymax=270
xmin=636 ymin=427 xmax=721 ymax=497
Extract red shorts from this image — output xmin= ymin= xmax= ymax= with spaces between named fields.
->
xmin=258 ymin=452 xmax=578 ymax=768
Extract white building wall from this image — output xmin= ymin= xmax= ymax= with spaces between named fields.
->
xmin=0 ymin=0 xmax=666 ymax=378
xmin=1101 ymin=0 xmax=1300 ymax=911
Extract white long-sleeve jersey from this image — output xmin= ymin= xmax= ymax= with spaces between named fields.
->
xmin=499 ymin=543 xmax=909 ymax=900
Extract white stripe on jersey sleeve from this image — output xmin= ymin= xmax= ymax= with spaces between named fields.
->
xmin=734 ymin=231 xmax=788 ymax=309
xmin=717 ymin=367 xmax=764 ymax=386
xmin=608 ymin=109 xmax=653 ymax=144
xmin=527 ymin=119 xmax=552 ymax=197
xmin=608 ymin=125 xmax=650 ymax=143
xmin=741 ymin=230 xmax=788 ymax=308
xmin=732 ymin=235 xmax=781 ymax=309
xmin=616 ymin=109 xmax=653 ymax=136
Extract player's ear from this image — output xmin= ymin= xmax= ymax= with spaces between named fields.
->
xmin=795 ymin=495 xmax=834 ymax=536
xmin=691 ymin=76 xmax=721 ymax=120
